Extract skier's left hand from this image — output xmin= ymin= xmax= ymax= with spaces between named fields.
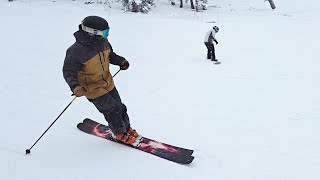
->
xmin=120 ymin=60 xmax=129 ymax=70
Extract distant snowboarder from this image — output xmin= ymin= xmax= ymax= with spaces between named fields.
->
xmin=204 ymin=26 xmax=219 ymax=62
xmin=63 ymin=16 xmax=140 ymax=146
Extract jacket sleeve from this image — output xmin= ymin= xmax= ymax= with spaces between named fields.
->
xmin=108 ymin=42 xmax=126 ymax=66
xmin=213 ymin=38 xmax=218 ymax=44
xmin=63 ymin=48 xmax=83 ymax=91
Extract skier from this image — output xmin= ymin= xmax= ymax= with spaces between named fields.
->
xmin=63 ymin=16 xmax=140 ymax=146
xmin=204 ymin=26 xmax=219 ymax=62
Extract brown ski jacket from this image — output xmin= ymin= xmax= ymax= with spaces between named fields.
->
xmin=63 ymin=30 xmax=126 ymax=99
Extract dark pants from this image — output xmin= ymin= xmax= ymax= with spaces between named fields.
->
xmin=89 ymin=88 xmax=130 ymax=135
xmin=204 ymin=42 xmax=216 ymax=61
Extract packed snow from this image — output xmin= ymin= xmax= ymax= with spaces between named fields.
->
xmin=1 ymin=0 xmax=319 ymax=179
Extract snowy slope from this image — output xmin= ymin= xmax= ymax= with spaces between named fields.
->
xmin=1 ymin=0 xmax=320 ymax=180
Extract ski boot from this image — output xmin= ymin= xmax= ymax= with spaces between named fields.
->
xmin=126 ymin=127 xmax=143 ymax=144
xmin=111 ymin=128 xmax=142 ymax=147
xmin=127 ymin=127 xmax=140 ymax=138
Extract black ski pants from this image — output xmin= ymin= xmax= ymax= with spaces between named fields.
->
xmin=204 ymin=42 xmax=216 ymax=61
xmin=89 ymin=87 xmax=130 ymax=135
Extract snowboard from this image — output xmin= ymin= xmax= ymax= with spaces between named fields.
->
xmin=77 ymin=118 xmax=194 ymax=164
xmin=212 ymin=59 xmax=221 ymax=64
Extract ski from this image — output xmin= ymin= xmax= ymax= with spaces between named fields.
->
xmin=77 ymin=118 xmax=194 ymax=164
xmin=81 ymin=118 xmax=194 ymax=156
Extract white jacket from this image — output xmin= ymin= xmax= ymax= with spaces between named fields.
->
xmin=204 ymin=29 xmax=217 ymax=43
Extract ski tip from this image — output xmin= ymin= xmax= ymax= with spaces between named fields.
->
xmin=83 ymin=118 xmax=92 ymax=122
xmin=77 ymin=118 xmax=90 ymax=124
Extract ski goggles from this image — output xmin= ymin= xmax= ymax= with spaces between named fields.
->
xmin=81 ymin=24 xmax=110 ymax=38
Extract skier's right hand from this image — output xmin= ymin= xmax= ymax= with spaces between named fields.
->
xmin=73 ymin=86 xmax=87 ymax=97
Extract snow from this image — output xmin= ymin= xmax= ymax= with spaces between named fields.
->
xmin=1 ymin=0 xmax=320 ymax=179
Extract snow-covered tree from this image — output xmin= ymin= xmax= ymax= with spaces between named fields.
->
xmin=198 ymin=0 xmax=208 ymax=10
xmin=122 ymin=0 xmax=155 ymax=13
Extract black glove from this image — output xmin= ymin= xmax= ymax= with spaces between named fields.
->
xmin=120 ymin=60 xmax=129 ymax=70
xmin=214 ymin=40 xmax=219 ymax=45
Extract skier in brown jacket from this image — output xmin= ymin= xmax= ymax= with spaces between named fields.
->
xmin=63 ymin=16 xmax=140 ymax=146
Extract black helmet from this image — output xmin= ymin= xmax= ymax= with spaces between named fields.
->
xmin=213 ymin=26 xmax=219 ymax=33
xmin=82 ymin=16 xmax=109 ymax=31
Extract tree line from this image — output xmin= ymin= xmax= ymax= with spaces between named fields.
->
xmin=8 ymin=0 xmax=275 ymax=13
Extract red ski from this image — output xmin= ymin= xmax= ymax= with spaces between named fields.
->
xmin=77 ymin=118 xmax=194 ymax=164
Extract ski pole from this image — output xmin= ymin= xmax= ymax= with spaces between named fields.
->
xmin=25 ymin=96 xmax=77 ymax=154
xmin=113 ymin=69 xmax=121 ymax=77
xmin=25 ymin=69 xmax=121 ymax=155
